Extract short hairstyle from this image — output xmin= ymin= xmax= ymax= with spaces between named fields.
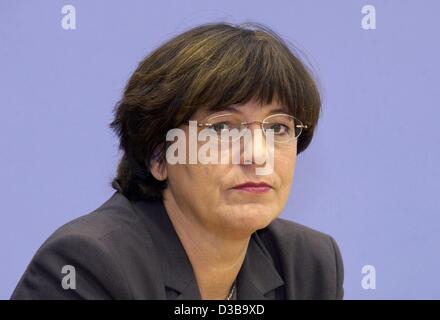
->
xmin=109 ymin=22 xmax=322 ymax=201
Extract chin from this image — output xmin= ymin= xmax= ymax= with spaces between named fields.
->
xmin=225 ymin=205 xmax=277 ymax=234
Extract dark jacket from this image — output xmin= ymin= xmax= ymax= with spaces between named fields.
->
xmin=11 ymin=191 xmax=344 ymax=300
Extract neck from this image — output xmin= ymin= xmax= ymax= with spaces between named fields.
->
xmin=162 ymin=189 xmax=250 ymax=300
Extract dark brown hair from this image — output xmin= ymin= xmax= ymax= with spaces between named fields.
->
xmin=109 ymin=22 xmax=322 ymax=201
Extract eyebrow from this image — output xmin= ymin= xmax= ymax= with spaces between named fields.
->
xmin=223 ymin=105 xmax=289 ymax=116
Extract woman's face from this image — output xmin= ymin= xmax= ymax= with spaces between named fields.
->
xmin=153 ymin=99 xmax=297 ymax=238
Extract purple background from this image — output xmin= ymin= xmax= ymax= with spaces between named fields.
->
xmin=1 ymin=0 xmax=439 ymax=299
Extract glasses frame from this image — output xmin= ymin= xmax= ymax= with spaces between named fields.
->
xmin=194 ymin=112 xmax=308 ymax=143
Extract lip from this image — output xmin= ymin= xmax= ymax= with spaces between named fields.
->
xmin=232 ymin=182 xmax=273 ymax=194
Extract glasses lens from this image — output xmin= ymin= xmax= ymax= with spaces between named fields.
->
xmin=263 ymin=114 xmax=303 ymax=142
xmin=205 ymin=114 xmax=243 ymax=142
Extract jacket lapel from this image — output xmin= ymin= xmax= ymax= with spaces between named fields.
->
xmin=236 ymin=232 xmax=285 ymax=299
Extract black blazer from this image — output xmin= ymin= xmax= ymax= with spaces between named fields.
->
xmin=11 ymin=191 xmax=344 ymax=300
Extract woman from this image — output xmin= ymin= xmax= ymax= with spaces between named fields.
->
xmin=11 ymin=22 xmax=344 ymax=300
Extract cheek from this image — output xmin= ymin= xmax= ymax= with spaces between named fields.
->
xmin=274 ymin=150 xmax=297 ymax=194
xmin=167 ymin=163 xmax=224 ymax=199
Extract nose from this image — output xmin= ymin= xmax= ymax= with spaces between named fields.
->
xmin=241 ymin=125 xmax=269 ymax=165
xmin=253 ymin=127 xmax=269 ymax=165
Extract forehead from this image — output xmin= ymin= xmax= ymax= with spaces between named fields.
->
xmin=196 ymin=100 xmax=289 ymax=119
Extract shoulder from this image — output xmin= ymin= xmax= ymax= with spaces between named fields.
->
xmin=262 ymin=218 xmax=338 ymax=253
xmin=11 ymin=193 xmax=160 ymax=299
xmin=257 ymin=217 xmax=344 ymax=299
xmin=28 ymin=192 xmax=146 ymax=266
xmin=47 ymin=192 xmax=140 ymax=242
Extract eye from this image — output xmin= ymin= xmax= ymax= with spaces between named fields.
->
xmin=267 ymin=123 xmax=290 ymax=135
xmin=210 ymin=122 xmax=232 ymax=132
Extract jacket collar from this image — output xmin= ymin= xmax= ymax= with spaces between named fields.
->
xmin=132 ymin=197 xmax=284 ymax=300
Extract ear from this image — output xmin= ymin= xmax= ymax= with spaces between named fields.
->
xmin=148 ymin=150 xmax=168 ymax=181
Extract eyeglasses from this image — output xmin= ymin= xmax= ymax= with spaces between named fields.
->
xmin=193 ymin=113 xmax=308 ymax=143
